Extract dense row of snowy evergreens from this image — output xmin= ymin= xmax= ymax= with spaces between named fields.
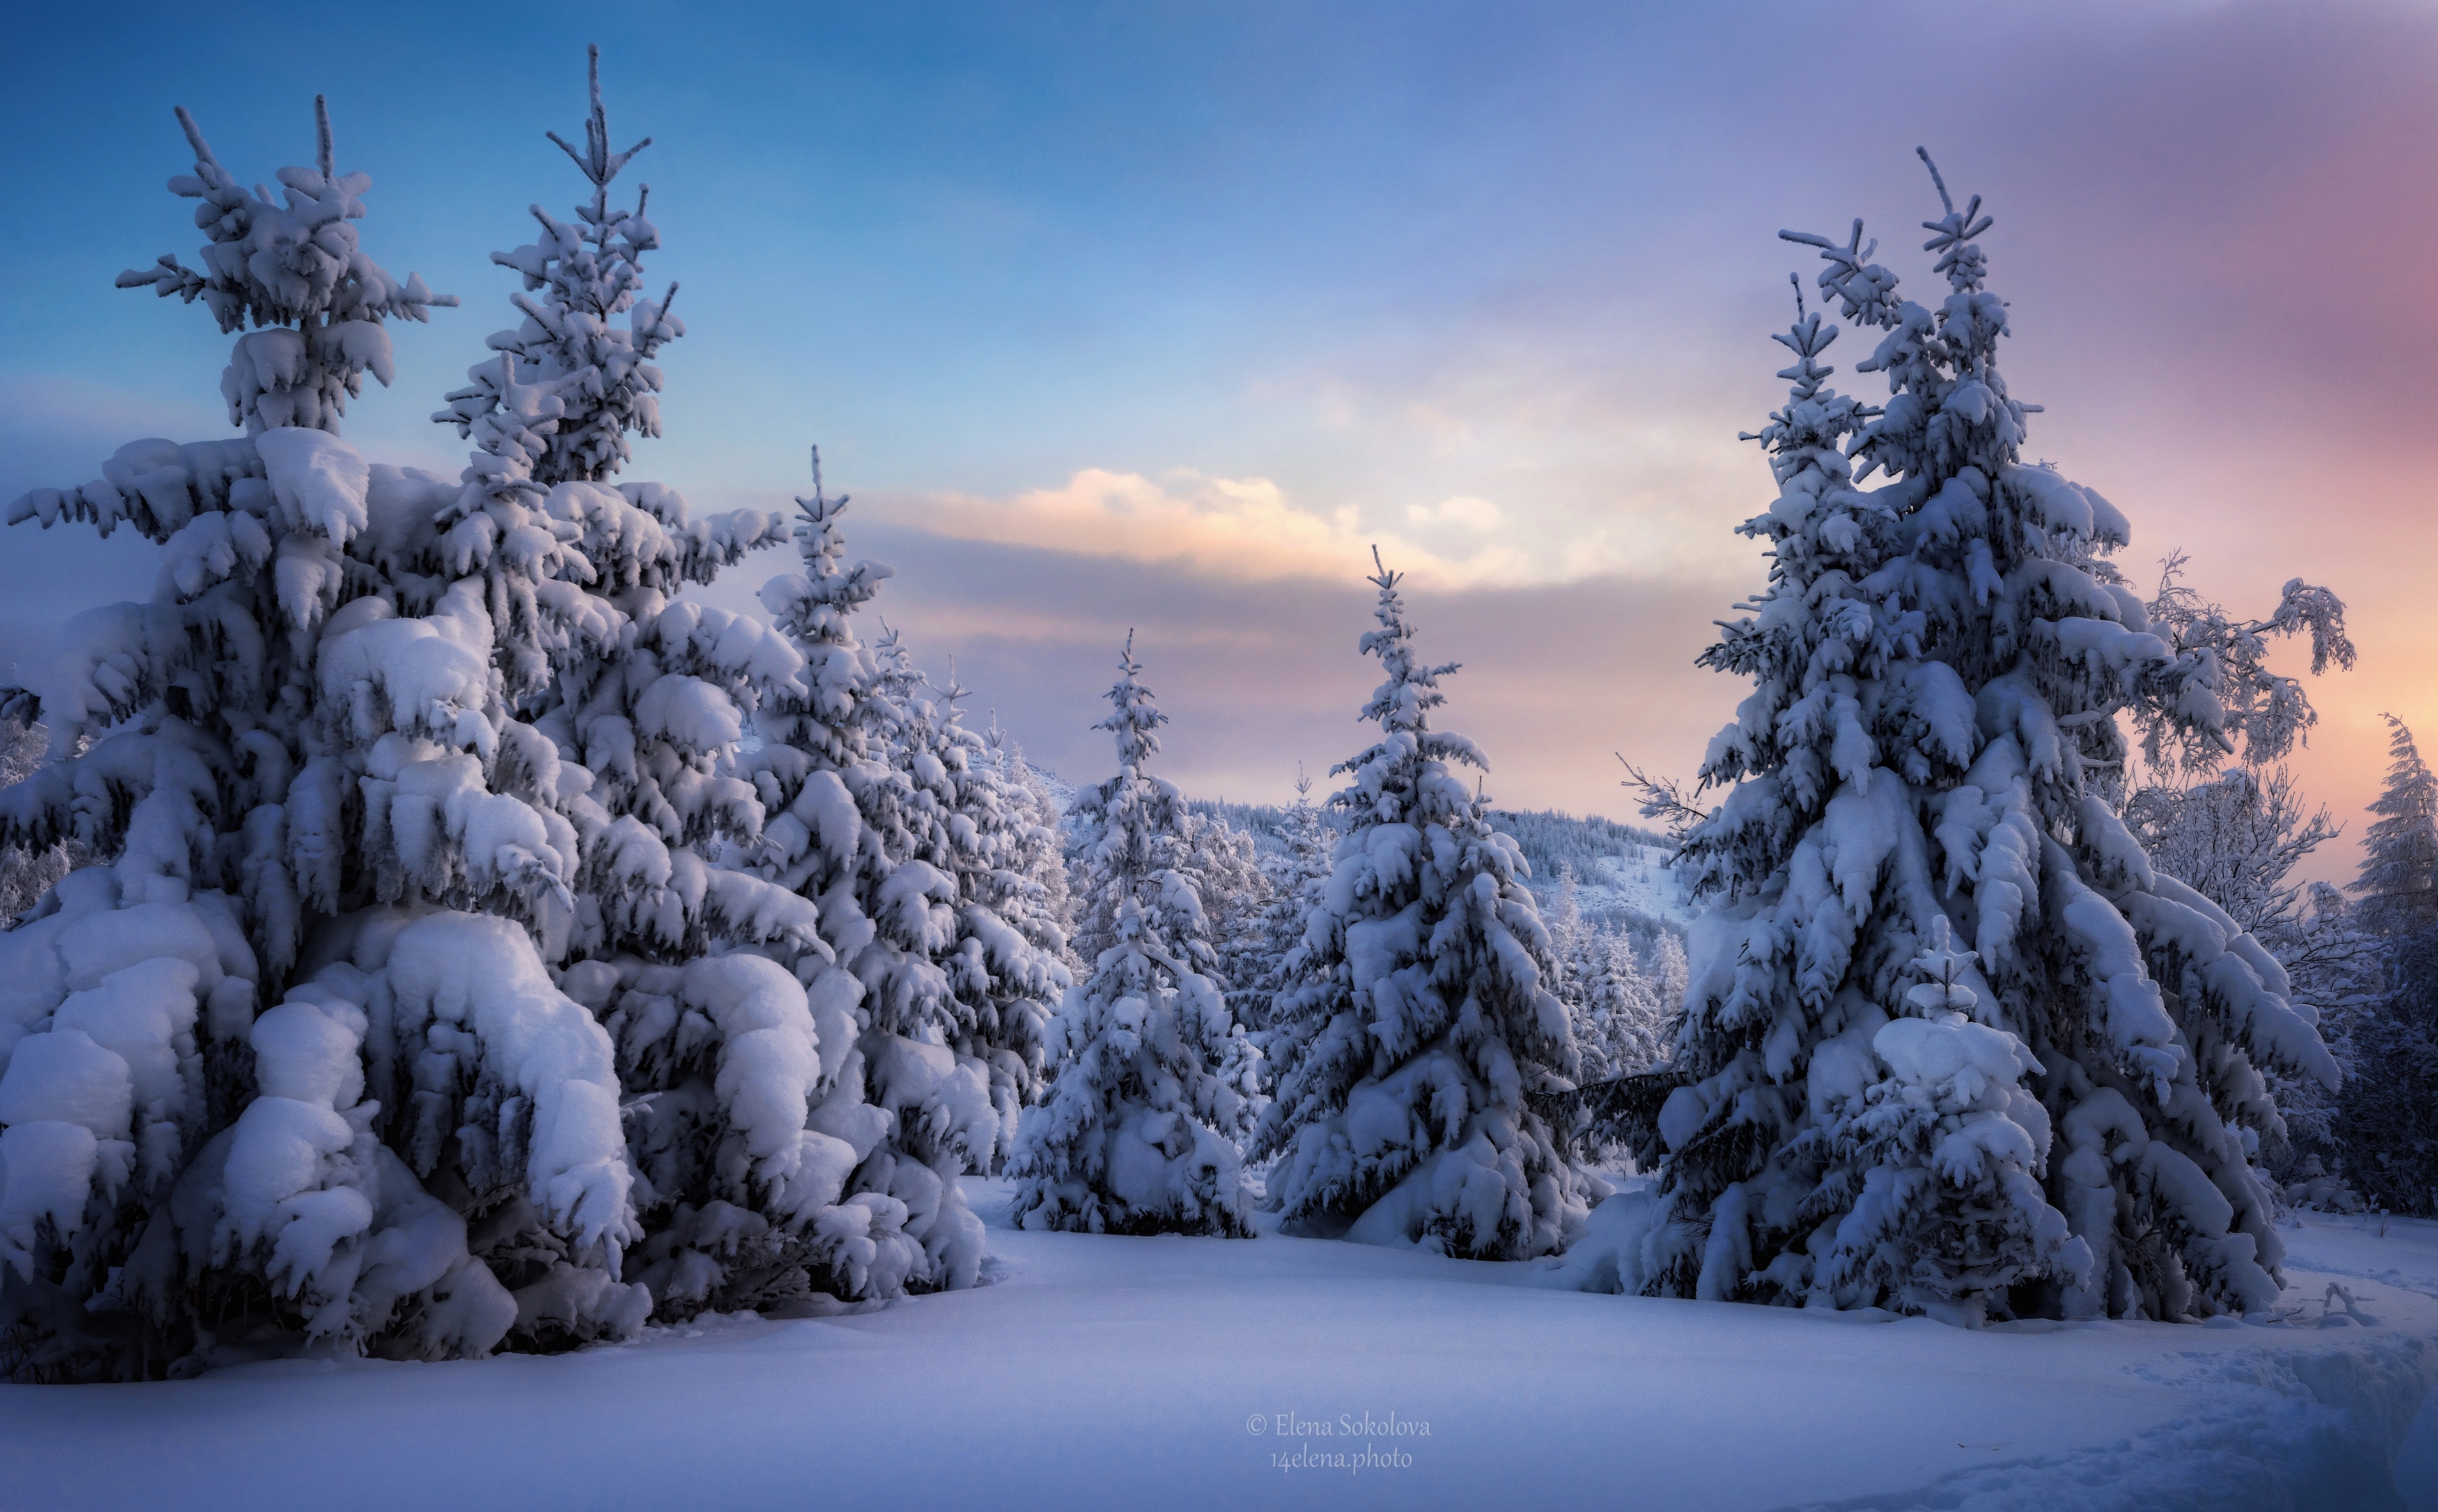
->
xmin=0 ymin=60 xmax=2422 ymax=1382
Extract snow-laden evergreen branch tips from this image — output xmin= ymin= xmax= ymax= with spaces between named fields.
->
xmin=1633 ymin=151 xmax=2341 ymax=1323
xmin=0 ymin=56 xmax=863 ymax=1384
xmin=1254 ymin=552 xmax=1594 ymax=1259
xmin=433 ymin=44 xmax=682 ymax=488
xmin=2123 ymin=763 xmax=2367 ymax=1199
xmin=1011 ymin=634 xmax=1257 ymax=1238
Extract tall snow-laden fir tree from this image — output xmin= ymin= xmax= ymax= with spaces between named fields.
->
xmin=983 ymin=717 xmax=1080 ymax=982
xmin=1571 ymin=939 xmax=1667 ymax=1087
xmin=1548 ymin=864 xmax=1586 ymax=966
xmin=1245 ymin=767 xmax=1335 ymax=1038
xmin=1181 ymin=809 xmax=1273 ymax=1034
xmin=1647 ymin=928 xmax=1689 ymax=1022
xmin=722 ymin=470 xmax=990 ymax=1297
xmin=725 ymin=464 xmax=1064 ymax=1289
xmin=1636 ymin=155 xmax=2340 ymax=1323
xmin=2334 ymin=717 xmax=2438 ymax=1215
xmin=1010 ymin=637 xmax=1256 ymax=1237
xmin=0 ymin=67 xmax=823 ymax=1381
xmin=427 ymin=68 xmax=946 ymax=1326
xmin=869 ymin=648 xmax=1069 ymax=1173
xmin=2347 ymin=717 xmax=2438 ymax=939
xmin=1254 ymin=555 xmax=1591 ymax=1259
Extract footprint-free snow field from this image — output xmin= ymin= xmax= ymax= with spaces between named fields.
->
xmin=4 ymin=1184 xmax=2434 ymax=1511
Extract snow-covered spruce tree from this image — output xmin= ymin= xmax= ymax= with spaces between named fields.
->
xmin=421 ymin=65 xmax=979 ymax=1327
xmin=1181 ymin=809 xmax=1273 ymax=1034
xmin=1547 ymin=864 xmax=1587 ymax=1005
xmin=727 ymin=469 xmax=1058 ymax=1292
xmin=1245 ymin=767 xmax=1335 ymax=1038
xmin=1253 ymin=556 xmax=1590 ymax=1258
xmin=1647 ymin=928 xmax=1688 ymax=1018
xmin=1806 ymin=919 xmax=2076 ymax=1324
xmin=1573 ymin=936 xmax=1666 ymax=1087
xmin=984 ymin=717 xmax=1080 ymax=981
xmin=716 ymin=476 xmax=932 ymax=1301
xmin=0 ymin=79 xmax=809 ymax=1380
xmin=952 ymin=706 xmax=1078 ymax=1144
xmin=1009 ymin=637 xmax=1256 ymax=1237
xmin=2347 ymin=716 xmax=2438 ymax=939
xmin=1638 ymin=156 xmax=2339 ymax=1323
xmin=869 ymin=649 xmax=1069 ymax=1174
xmin=2334 ymin=716 xmax=2438 ymax=1215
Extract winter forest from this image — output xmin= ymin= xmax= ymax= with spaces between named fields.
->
xmin=5 ymin=17 xmax=2438 ymax=1512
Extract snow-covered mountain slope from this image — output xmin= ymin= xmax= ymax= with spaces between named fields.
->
xmin=7 ymin=1188 xmax=2430 ymax=1511
xmin=1023 ymin=759 xmax=1076 ymax=813
xmin=1160 ymin=788 xmax=1698 ymax=935
xmin=1566 ymin=842 xmax=1697 ymax=933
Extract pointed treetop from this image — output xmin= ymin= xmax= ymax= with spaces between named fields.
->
xmin=2350 ymin=714 xmax=2438 ymax=928
xmin=1357 ymin=549 xmax=1456 ymax=736
xmin=761 ymin=441 xmax=889 ymax=645
xmin=792 ymin=442 xmax=857 ymax=567
xmin=1097 ymin=630 xmax=1167 ymax=772
xmin=548 ymin=43 xmax=653 ymax=189
xmin=800 ymin=443 xmax=848 ymax=523
xmin=1738 ymin=269 xmax=1874 ymax=457
xmin=1915 ymin=148 xmax=1994 ymax=293
xmin=941 ymin=655 xmax=970 ymax=711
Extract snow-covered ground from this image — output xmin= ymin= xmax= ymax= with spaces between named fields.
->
xmin=6 ymin=1183 xmax=2432 ymax=1511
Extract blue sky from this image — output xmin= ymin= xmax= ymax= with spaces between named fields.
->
xmin=4 ymin=1 xmax=2433 ymax=881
